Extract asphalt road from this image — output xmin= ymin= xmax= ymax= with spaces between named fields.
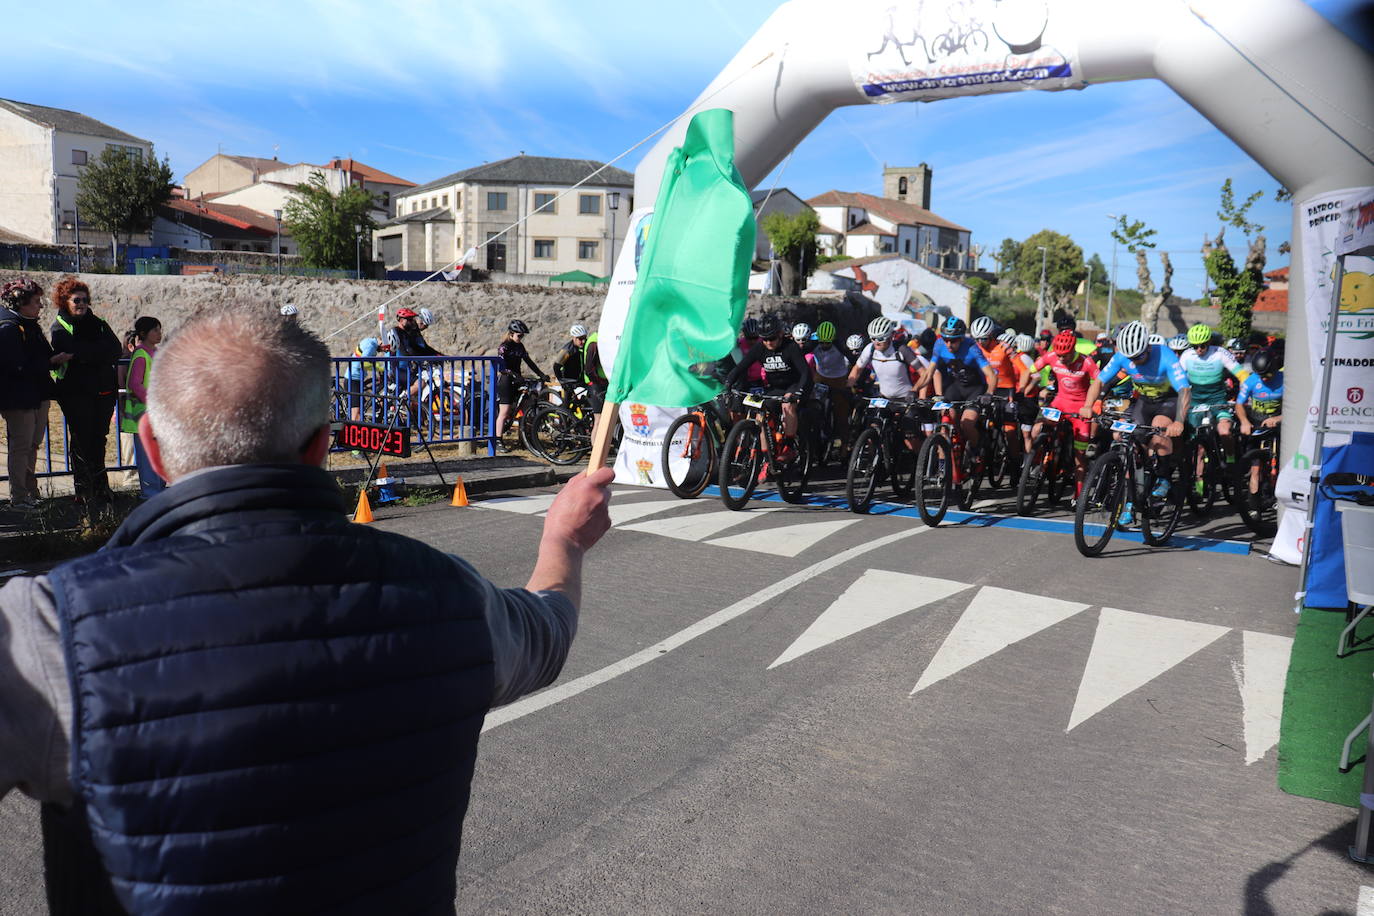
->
xmin=0 ymin=478 xmax=1364 ymax=914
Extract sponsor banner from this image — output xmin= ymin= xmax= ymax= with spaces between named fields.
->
xmin=596 ymin=207 xmax=654 ymax=378
xmin=1337 ymin=191 xmax=1374 ymax=257
xmin=850 ymin=0 xmax=1083 ymax=103
xmin=1271 ymin=186 xmax=1374 ymax=563
xmin=613 ymin=402 xmax=685 ymax=488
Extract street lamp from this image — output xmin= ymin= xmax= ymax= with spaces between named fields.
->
xmin=273 ymin=209 xmax=282 ymax=275
xmin=1036 ymin=245 xmax=1048 ymax=332
xmin=606 ymin=190 xmax=621 ymax=277
xmin=1105 ymin=214 xmax=1119 ymax=333
xmin=355 ymin=223 xmax=364 ymax=279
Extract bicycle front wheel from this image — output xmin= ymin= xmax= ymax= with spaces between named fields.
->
xmin=1075 ymin=451 xmax=1126 ymax=557
xmin=662 ymin=412 xmax=716 ymax=499
xmin=1142 ymin=458 xmax=1186 ymax=546
xmin=529 ymin=405 xmax=586 ymax=465
xmin=1016 ymin=438 xmax=1049 ymax=517
xmin=719 ymin=420 xmax=761 ymax=511
xmin=1235 ymin=446 xmax=1278 ymax=537
xmin=776 ymin=433 xmax=810 ymax=504
xmin=846 ymin=426 xmax=883 ymax=513
xmin=915 ymin=434 xmax=953 ymax=527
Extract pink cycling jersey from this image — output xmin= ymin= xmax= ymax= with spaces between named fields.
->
xmin=1033 ymin=352 xmax=1100 ymax=411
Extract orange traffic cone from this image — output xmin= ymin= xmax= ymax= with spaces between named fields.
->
xmin=353 ymin=489 xmax=374 ymax=524
xmin=451 ymin=477 xmax=469 ymax=507
xmin=377 ymin=461 xmax=390 ymax=480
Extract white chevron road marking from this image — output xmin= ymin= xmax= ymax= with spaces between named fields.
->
xmin=707 ymin=516 xmax=860 ymax=557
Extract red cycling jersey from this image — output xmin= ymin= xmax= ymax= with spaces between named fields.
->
xmin=1033 ymin=351 xmax=1101 ymax=411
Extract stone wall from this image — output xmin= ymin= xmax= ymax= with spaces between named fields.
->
xmin=0 ymin=269 xmax=884 ymax=367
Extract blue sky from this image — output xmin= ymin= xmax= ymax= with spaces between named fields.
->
xmin=3 ymin=0 xmax=1368 ymax=298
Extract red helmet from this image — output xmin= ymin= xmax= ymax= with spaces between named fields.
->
xmin=1052 ymin=330 xmax=1077 ymax=357
xmin=396 ymin=307 xmax=418 ymax=319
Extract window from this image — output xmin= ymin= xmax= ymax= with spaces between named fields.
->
xmin=578 ymin=240 xmax=599 ymax=260
xmin=898 ymin=176 xmax=908 ymax=196
xmin=71 ymin=149 xmax=87 ymax=166
xmin=411 ymin=201 xmax=419 ymax=213
xmin=903 ymin=238 xmax=911 ymax=255
xmin=381 ymin=191 xmax=391 ymax=207
xmin=578 ymin=194 xmax=601 ymax=216
xmin=454 ymin=192 xmax=461 ymax=209
xmin=61 ymin=210 xmax=75 ymax=227
xmin=533 ymin=239 xmax=555 ymax=259
xmin=487 ymin=191 xmax=508 ymax=211
xmin=441 ymin=194 xmax=449 ymax=207
xmin=108 ymin=144 xmax=142 ymax=161
xmin=534 ymin=192 xmax=557 ymax=213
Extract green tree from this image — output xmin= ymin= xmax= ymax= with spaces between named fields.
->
xmin=1111 ymin=214 xmax=1171 ymax=331
xmin=1086 ymin=252 xmax=1109 ymax=295
xmin=282 ymin=171 xmax=378 ymax=270
xmin=75 ymin=145 xmax=175 ymax=262
xmin=1203 ymin=180 xmax=1269 ymax=340
xmin=1217 ymin=177 xmax=1264 ymax=236
xmin=1014 ymin=230 xmax=1085 ymax=309
xmin=995 ymin=237 xmax=1019 ymax=281
xmin=967 ymin=276 xmax=992 ymax=314
xmin=760 ymin=209 xmax=819 ymax=295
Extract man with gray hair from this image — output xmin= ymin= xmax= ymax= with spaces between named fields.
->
xmin=0 ymin=304 xmax=614 ymax=914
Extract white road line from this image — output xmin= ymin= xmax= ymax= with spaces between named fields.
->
xmin=1358 ymin=886 xmax=1374 ymax=916
xmin=474 ymin=493 xmax=560 ymax=514
xmin=607 ymin=498 xmax=691 ymax=527
xmin=620 ymin=507 xmax=783 ymax=542
xmin=1068 ymin=608 xmax=1229 ymax=732
xmin=1235 ymin=631 xmax=1294 ymax=765
xmin=706 ymin=516 xmax=860 ymax=557
xmin=482 ymin=524 xmax=930 ymax=732
xmin=912 ymin=586 xmax=1089 ymax=695
xmin=770 ymin=570 xmax=970 ymax=669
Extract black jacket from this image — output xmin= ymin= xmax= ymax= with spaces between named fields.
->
xmin=50 ymin=311 xmax=122 ymax=398
xmin=0 ymin=306 xmax=54 ymax=410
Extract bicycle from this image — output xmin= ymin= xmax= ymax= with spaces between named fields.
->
xmin=718 ymin=392 xmax=812 ymax=510
xmin=1015 ymin=404 xmax=1075 ymax=516
xmin=662 ymin=393 xmax=732 ymax=498
xmin=1074 ymin=412 xmax=1187 ymax=557
xmin=1235 ymin=424 xmax=1280 ymax=537
xmin=978 ymin=396 xmax=1019 ymax=490
xmin=1185 ymin=402 xmax=1240 ymax=517
xmin=846 ymin=395 xmax=919 ymax=513
xmin=500 ymin=377 xmax=555 ymax=454
xmin=914 ymin=398 xmax=982 ymax=527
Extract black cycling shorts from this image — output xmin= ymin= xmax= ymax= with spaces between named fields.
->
xmin=941 ymin=380 xmax=986 ymax=406
xmin=497 ymin=372 xmax=522 ymax=405
xmin=1129 ymin=395 xmax=1179 ymax=427
xmin=1014 ymin=394 xmax=1039 ymax=427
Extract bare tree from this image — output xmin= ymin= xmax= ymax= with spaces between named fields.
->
xmin=1136 ymin=250 xmax=1173 ymax=332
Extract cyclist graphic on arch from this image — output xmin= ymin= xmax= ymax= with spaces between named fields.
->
xmin=867 ymin=6 xmax=932 ymax=66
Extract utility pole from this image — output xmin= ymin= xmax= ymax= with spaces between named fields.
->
xmin=1036 ymin=245 xmax=1048 ymax=332
xmin=273 ymin=209 xmax=283 ymax=275
xmin=1106 ymin=214 xmax=1119 ymax=333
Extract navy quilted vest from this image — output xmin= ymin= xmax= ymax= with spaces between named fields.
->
xmin=44 ymin=464 xmax=495 ymax=915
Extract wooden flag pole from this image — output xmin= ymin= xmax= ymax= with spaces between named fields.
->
xmin=585 ymin=402 xmax=620 ymax=473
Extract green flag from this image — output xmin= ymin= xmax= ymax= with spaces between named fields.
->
xmin=606 ymin=108 xmax=756 ymax=407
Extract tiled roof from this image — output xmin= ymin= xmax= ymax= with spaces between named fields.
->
xmin=379 ymin=207 xmax=453 ymax=227
xmin=816 ymin=223 xmax=845 ymax=236
xmin=163 ymin=199 xmax=278 ymax=235
xmin=1264 ymin=266 xmax=1289 ymax=281
xmin=845 ymin=221 xmax=895 ymax=237
xmin=806 ymin=190 xmax=969 ymax=233
xmin=0 ymin=98 xmax=148 ymax=144
xmin=1254 ymin=288 xmax=1288 ymax=312
xmin=224 ymin=155 xmax=290 ymax=175
xmin=324 ymin=158 xmax=415 ymax=187
xmin=406 ymin=155 xmax=634 ymax=196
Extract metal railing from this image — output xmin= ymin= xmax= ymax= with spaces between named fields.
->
xmin=330 ymin=356 xmax=503 ymax=455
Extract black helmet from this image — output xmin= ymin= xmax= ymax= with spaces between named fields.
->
xmin=742 ymin=317 xmax=760 ymax=337
xmin=759 ymin=314 xmax=782 ymax=339
xmin=508 ymin=319 xmax=530 ymax=334
xmin=1055 ymin=315 xmax=1076 ymax=331
xmin=940 ymin=316 xmax=967 ymax=339
xmin=918 ymin=327 xmax=937 ymax=351
xmin=1251 ymin=349 xmax=1279 ymax=376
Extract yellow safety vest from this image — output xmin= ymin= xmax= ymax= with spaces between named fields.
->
xmin=120 ymin=348 xmax=152 ymax=434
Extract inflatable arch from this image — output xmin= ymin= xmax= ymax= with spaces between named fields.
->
xmin=600 ymin=0 xmax=1374 ymax=482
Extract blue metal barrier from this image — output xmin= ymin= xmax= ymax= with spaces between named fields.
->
xmin=330 ymin=356 xmax=502 ymax=456
xmin=0 ymin=404 xmax=137 ymax=488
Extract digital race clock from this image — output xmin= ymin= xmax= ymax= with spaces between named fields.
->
xmin=334 ymin=421 xmax=411 ymax=458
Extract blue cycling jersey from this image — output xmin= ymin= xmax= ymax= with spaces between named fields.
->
xmin=931 ymin=337 xmax=990 ymax=386
xmin=1238 ymin=371 xmax=1283 ymax=413
xmin=1099 ymin=345 xmax=1190 ymax=399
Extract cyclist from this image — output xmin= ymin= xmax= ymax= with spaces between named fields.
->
xmin=737 ymin=317 xmax=766 ymax=389
xmin=1179 ymin=322 xmax=1247 ymax=482
xmin=1011 ymin=334 xmax=1039 ymax=454
xmin=553 ymin=323 xmax=589 ymax=389
xmin=580 ymin=330 xmax=609 ymax=412
xmin=807 ymin=321 xmax=853 ymax=457
xmin=726 ymin=314 xmax=811 ymax=443
xmin=914 ymin=327 xmax=938 ymax=360
xmin=913 ymin=316 xmax=997 ymax=459
xmin=494 ymin=319 xmax=549 ymax=445
xmin=1166 ymin=334 xmax=1189 ymax=355
xmin=1096 ymin=320 xmax=1192 ymax=501
xmin=417 ymin=308 xmax=436 ymax=332
xmin=792 ymin=322 xmax=815 ymax=356
xmin=387 ymin=307 xmax=442 ymax=405
xmin=844 ymin=333 xmax=868 ymax=370
xmin=847 ymin=316 xmax=925 ymax=453
xmin=972 ymin=316 xmax=1019 ymax=447
xmin=1025 ymin=330 xmax=1103 ymax=494
xmin=1236 ymin=347 xmax=1283 ymax=438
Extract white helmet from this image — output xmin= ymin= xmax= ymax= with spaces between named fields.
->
xmin=1115 ymin=321 xmax=1150 ymax=359
xmin=1166 ymin=334 xmax=1189 ymax=353
xmin=1148 ymin=333 xmax=1166 ymax=347
xmin=846 ymin=333 xmax=866 ymax=351
xmin=867 ymin=316 xmax=896 ymax=341
xmin=970 ymin=316 xmax=996 ymax=339
xmin=791 ymin=322 xmax=812 ymax=342
xmin=1015 ymin=333 xmax=1035 ymax=353
xmin=279 ymin=304 xmax=298 ymax=317
xmin=998 ymin=328 xmax=1017 ymax=347
xmin=570 ymin=323 xmax=588 ymax=338
xmin=419 ymin=308 xmax=435 ymax=327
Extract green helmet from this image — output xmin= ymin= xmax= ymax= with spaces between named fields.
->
xmin=1187 ymin=324 xmax=1213 ymax=346
xmin=816 ymin=321 xmax=836 ymax=343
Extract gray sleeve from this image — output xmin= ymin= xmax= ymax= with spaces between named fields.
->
xmin=0 ymin=575 xmax=73 ymax=806
xmin=448 ymin=556 xmax=579 ymax=708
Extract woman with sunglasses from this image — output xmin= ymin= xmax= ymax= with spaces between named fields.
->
xmin=50 ymin=276 xmax=123 ymax=514
xmin=495 ymin=319 xmax=549 ymax=445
